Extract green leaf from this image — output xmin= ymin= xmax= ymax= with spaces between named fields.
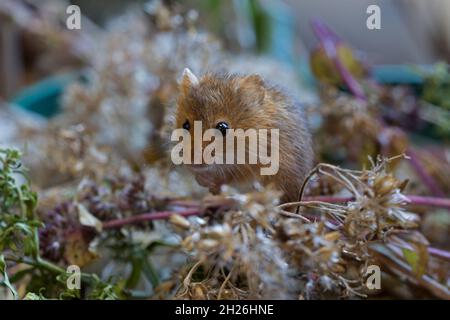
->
xmin=23 ymin=292 xmax=46 ymax=300
xmin=402 ymin=247 xmax=427 ymax=277
xmin=126 ymin=258 xmax=143 ymax=289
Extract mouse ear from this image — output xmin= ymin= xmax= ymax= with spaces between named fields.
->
xmin=238 ymin=74 xmax=265 ymax=104
xmin=180 ymin=68 xmax=199 ymax=95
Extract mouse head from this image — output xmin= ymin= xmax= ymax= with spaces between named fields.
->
xmin=175 ymin=68 xmax=268 ymax=135
xmin=174 ymin=68 xmax=275 ymax=175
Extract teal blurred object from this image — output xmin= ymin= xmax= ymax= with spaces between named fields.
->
xmin=371 ymin=65 xmax=424 ymax=85
xmin=10 ymin=72 xmax=83 ymax=118
xmin=301 ymin=62 xmax=426 ymax=87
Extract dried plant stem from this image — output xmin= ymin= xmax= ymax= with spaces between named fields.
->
xmin=336 ymin=274 xmax=367 ymax=298
xmin=280 ymin=209 xmax=311 ymax=222
xmin=217 ymin=267 xmax=235 ymax=300
xmin=303 ymin=196 xmax=352 ymax=203
xmin=282 ymin=195 xmax=450 ymax=211
xmin=177 ymin=259 xmax=204 ymax=299
xmin=295 ymin=167 xmax=319 ymax=214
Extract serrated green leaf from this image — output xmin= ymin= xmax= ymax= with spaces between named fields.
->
xmin=23 ymin=292 xmax=46 ymax=300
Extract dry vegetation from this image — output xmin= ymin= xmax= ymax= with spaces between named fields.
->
xmin=0 ymin=1 xmax=449 ymax=300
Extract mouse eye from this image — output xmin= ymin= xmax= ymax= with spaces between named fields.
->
xmin=182 ymin=120 xmax=190 ymax=131
xmin=216 ymin=122 xmax=229 ymax=136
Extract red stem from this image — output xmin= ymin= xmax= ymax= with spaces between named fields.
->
xmin=311 ymin=18 xmax=367 ymax=101
xmin=101 ymin=195 xmax=450 ymax=230
xmin=428 ymin=247 xmax=450 ymax=261
xmin=100 ymin=196 xmax=450 ymax=261
xmin=169 ymin=200 xmax=202 ymax=208
xmin=102 ymin=208 xmax=200 ymax=230
xmin=406 ymin=195 xmax=450 ymax=210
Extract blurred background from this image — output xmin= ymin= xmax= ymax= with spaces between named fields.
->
xmin=1 ymin=0 xmax=450 ymax=100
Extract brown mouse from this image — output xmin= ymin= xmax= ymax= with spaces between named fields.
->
xmin=173 ymin=68 xmax=313 ymax=203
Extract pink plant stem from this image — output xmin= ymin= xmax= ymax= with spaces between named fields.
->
xmin=311 ymin=19 xmax=367 ymax=101
xmin=100 ymin=197 xmax=450 ymax=266
xmin=102 ymin=208 xmax=200 ymax=230
xmin=406 ymin=195 xmax=450 ymax=210
xmin=428 ymin=247 xmax=450 ymax=261
xmin=406 ymin=149 xmax=446 ymax=197
xmin=101 ymin=195 xmax=450 ymax=230
xmin=101 ymin=196 xmax=450 ymax=261
xmin=169 ymin=200 xmax=202 ymax=208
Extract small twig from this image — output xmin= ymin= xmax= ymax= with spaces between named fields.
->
xmin=280 ymin=209 xmax=311 ymax=223
xmin=282 ymin=194 xmax=450 ymax=214
xmin=218 ymin=267 xmax=235 ymax=300
xmin=295 ymin=167 xmax=319 ymax=214
xmin=319 ymin=167 xmax=361 ymax=198
xmin=303 ymin=196 xmax=353 ymax=203
xmin=183 ymin=260 xmax=203 ymax=290
xmin=335 ymin=274 xmax=367 ymax=298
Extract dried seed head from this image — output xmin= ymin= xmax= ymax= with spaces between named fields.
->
xmin=169 ymin=214 xmax=191 ymax=229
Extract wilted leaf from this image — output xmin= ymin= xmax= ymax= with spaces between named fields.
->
xmin=77 ymin=203 xmax=103 ymax=232
xmin=170 ymin=214 xmax=191 ymax=229
xmin=402 ymin=247 xmax=428 ymax=277
xmin=64 ymin=231 xmax=98 ymax=267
